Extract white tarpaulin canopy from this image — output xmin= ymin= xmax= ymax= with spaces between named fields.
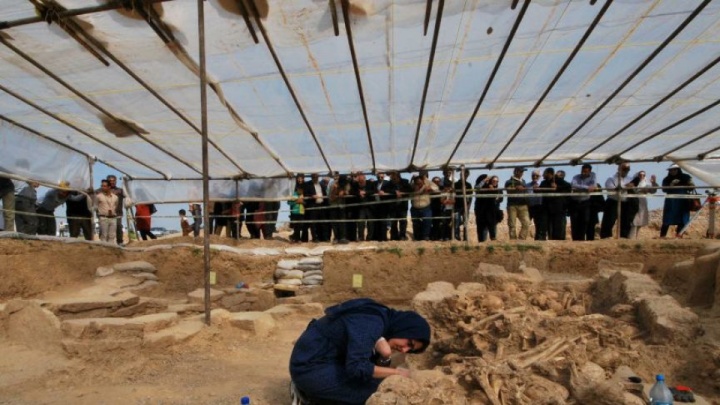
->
xmin=0 ymin=0 xmax=719 ymax=200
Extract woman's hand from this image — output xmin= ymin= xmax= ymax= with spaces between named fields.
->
xmin=396 ymin=368 xmax=411 ymax=378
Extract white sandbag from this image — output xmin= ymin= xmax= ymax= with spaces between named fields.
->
xmin=275 ymin=269 xmax=290 ymax=278
xmin=277 ymin=259 xmax=300 ymax=270
xmin=302 ymin=275 xmax=324 ymax=282
xmin=284 ymin=270 xmax=304 ymax=279
xmin=276 ymin=278 xmax=303 ymax=286
xmin=302 ymin=279 xmax=323 ymax=286
xmin=297 ymin=263 xmax=322 ymax=271
xmin=299 ymin=257 xmax=323 ymax=265
xmin=303 ymin=269 xmax=324 ymax=277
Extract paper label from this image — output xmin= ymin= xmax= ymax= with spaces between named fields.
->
xmin=352 ymin=274 xmax=363 ymax=288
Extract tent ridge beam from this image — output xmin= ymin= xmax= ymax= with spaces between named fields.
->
xmin=340 ymin=0 xmax=377 ymax=172
xmin=0 ymin=36 xmax=202 ymax=176
xmin=489 ymin=0 xmax=613 ymax=168
xmin=657 ymin=124 xmax=720 ymax=160
xmin=577 ymin=54 xmax=720 ymax=161
xmin=409 ymin=0 xmax=445 ymax=167
xmin=0 ymin=84 xmax=168 ymax=179
xmin=614 ymin=98 xmax=720 ymax=156
xmin=698 ymin=145 xmax=720 ymax=160
xmin=446 ymin=0 xmax=530 ymax=168
xmin=247 ymin=0 xmax=331 ymax=174
xmin=537 ymin=0 xmax=711 ymax=164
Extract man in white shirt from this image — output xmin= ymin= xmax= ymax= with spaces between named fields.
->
xmin=96 ymin=179 xmax=119 ymax=244
xmin=600 ymin=162 xmax=637 ymax=239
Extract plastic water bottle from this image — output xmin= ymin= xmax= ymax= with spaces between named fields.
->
xmin=240 ymin=396 xmax=250 ymax=405
xmin=649 ymin=374 xmax=673 ymax=405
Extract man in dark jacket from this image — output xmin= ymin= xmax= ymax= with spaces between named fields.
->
xmin=0 ymin=176 xmax=14 ymax=231
xmin=538 ymin=168 xmax=571 ymax=240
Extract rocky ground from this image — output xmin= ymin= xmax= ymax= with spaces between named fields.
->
xmin=0 ymin=208 xmax=719 ymax=404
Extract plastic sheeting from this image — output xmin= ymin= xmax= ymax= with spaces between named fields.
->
xmin=0 ymin=0 xmax=719 ymax=197
xmin=126 ymin=178 xmax=295 ymax=203
xmin=0 ymin=120 xmax=91 ymax=189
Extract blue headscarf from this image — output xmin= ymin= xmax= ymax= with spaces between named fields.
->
xmin=385 ymin=310 xmax=431 ymax=353
xmin=325 ymin=298 xmax=431 ymax=353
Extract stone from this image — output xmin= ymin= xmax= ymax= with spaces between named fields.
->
xmin=518 ymin=263 xmax=544 ymax=283
xmin=131 ymin=272 xmax=159 ymax=281
xmin=95 ymin=266 xmax=114 ymax=277
xmin=5 ymin=300 xmax=62 ymax=353
xmin=109 ymin=301 xmax=150 ymax=317
xmin=187 ymin=288 xmax=225 ymax=303
xmin=111 ymin=291 xmax=141 ymax=306
xmin=167 ymin=303 xmax=204 ymax=314
xmin=44 ymin=295 xmax=126 ymax=314
xmin=113 ymin=261 xmax=156 ymax=273
xmin=61 ymin=312 xmax=179 ymax=339
xmin=592 ymin=271 xmax=662 ymax=313
xmin=144 ymin=319 xmax=205 ymax=347
xmin=637 ymin=295 xmax=701 ymax=344
xmin=228 ymin=312 xmax=276 ymax=337
xmin=686 ymin=250 xmax=720 ymax=306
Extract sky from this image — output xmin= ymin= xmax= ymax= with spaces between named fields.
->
xmin=3 ymin=160 xmax=699 ymax=233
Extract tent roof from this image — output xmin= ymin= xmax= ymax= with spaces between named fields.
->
xmin=1 ymin=0 xmax=719 ymax=185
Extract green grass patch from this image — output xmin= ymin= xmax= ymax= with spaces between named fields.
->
xmin=486 ymin=245 xmax=495 ymax=254
xmin=417 ymin=247 xmax=425 ymax=256
xmin=388 ymin=247 xmax=403 ymax=257
xmin=450 ymin=245 xmax=459 ymax=254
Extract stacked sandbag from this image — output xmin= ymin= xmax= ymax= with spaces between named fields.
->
xmin=274 ymin=258 xmax=324 ymax=292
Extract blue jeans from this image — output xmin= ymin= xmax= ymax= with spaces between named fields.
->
xmin=410 ymin=206 xmax=432 ymax=241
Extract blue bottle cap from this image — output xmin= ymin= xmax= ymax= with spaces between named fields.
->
xmin=241 ymin=396 xmax=250 ymax=405
xmin=656 ymin=374 xmax=665 ymax=381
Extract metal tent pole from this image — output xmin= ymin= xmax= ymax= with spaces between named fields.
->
xmin=460 ymin=165 xmax=469 ymax=245
xmin=198 ymin=0 xmax=212 ymax=326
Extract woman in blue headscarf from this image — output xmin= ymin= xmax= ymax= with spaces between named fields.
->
xmin=289 ymin=298 xmax=431 ymax=404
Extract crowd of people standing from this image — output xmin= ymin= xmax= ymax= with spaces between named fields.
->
xmin=0 ymin=163 xmax=702 ymax=243
xmin=281 ymin=163 xmax=700 ymax=243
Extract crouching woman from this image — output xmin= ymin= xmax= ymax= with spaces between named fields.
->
xmin=289 ymin=298 xmax=431 ymax=404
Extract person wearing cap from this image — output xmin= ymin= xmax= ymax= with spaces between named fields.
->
xmin=505 ymin=167 xmax=531 ymax=240
xmin=600 ymin=162 xmax=638 ymax=239
xmin=36 ymin=181 xmax=72 ymax=236
xmin=660 ymin=164 xmax=694 ymax=238
xmin=289 ymin=298 xmax=431 ymax=404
